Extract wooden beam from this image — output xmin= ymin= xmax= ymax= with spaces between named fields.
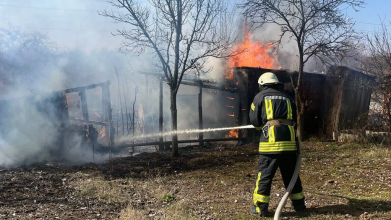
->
xmin=238 ymin=99 xmax=243 ymax=140
xmin=78 ymin=89 xmax=89 ymax=121
xmin=63 ymin=81 xmax=111 ymax=94
xmin=105 ymin=83 xmax=114 ymax=147
xmin=69 ymin=118 xmax=108 ymax=126
xmin=179 ymin=80 xmax=237 ymax=93
xmin=137 ymin=72 xmax=237 ymax=93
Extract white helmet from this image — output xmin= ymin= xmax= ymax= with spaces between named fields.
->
xmin=258 ymin=72 xmax=281 ymax=85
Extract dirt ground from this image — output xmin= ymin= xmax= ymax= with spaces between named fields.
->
xmin=0 ymin=141 xmax=390 ymax=219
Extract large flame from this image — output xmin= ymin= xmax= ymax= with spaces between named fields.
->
xmin=229 ymin=32 xmax=276 ymax=68
xmin=224 ymin=32 xmax=277 ymax=138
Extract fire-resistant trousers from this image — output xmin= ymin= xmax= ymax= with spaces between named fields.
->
xmin=253 ymin=153 xmax=305 ymax=208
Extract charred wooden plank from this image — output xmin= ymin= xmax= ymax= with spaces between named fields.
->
xmin=63 ymin=81 xmax=111 ymax=94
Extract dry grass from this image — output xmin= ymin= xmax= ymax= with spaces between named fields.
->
xmin=119 ymin=199 xmax=199 ymax=220
xmin=66 ymin=142 xmax=391 ymax=219
xmin=71 ymin=174 xmax=132 ymax=205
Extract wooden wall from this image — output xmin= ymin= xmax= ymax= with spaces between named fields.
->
xmin=322 ymin=66 xmax=374 ymax=136
xmin=234 ymin=66 xmax=374 ymax=138
xmin=235 ymin=67 xmax=326 ymax=136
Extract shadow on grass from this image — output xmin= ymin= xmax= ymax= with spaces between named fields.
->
xmin=280 ymin=196 xmax=391 ymax=218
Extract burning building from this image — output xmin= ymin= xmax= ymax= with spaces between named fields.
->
xmin=228 ymin=66 xmax=374 ymax=139
xmin=218 ymin=31 xmax=374 ymax=139
xmin=136 ymin=31 xmax=376 ymax=147
xmin=0 ymin=81 xmax=114 ymax=167
xmin=0 ymin=29 xmax=376 ymax=161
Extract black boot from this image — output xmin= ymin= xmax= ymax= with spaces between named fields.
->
xmin=250 ymin=203 xmax=269 ymax=217
xmin=291 ymin=198 xmax=306 ymax=212
xmin=292 ymin=204 xmax=306 ymax=212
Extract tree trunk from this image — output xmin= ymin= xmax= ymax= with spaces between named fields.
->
xmin=386 ymin=94 xmax=391 ymax=132
xmin=170 ymin=89 xmax=179 ymax=157
xmin=170 ymin=0 xmax=181 ymax=157
xmin=159 ymin=79 xmax=164 ymax=151
xmin=296 ymin=52 xmax=305 ymax=141
xmin=296 ymin=93 xmax=305 ymax=141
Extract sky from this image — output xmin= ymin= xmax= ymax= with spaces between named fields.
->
xmin=1 ymin=0 xmax=390 ymax=52
xmin=0 ymin=0 xmax=127 ymax=51
xmin=344 ymin=0 xmax=391 ymax=34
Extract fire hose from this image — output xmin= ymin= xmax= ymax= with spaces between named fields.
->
xmin=274 ymin=140 xmax=302 ymax=220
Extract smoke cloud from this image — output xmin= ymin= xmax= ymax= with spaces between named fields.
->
xmin=0 ymin=26 xmax=136 ymax=168
xmin=0 ymin=1 xmax=242 ymax=168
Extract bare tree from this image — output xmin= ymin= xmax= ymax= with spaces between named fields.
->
xmin=364 ymin=22 xmax=391 ymax=131
xmin=101 ymin=0 xmax=238 ymax=156
xmin=242 ymin=0 xmax=364 ymax=140
xmin=0 ymin=27 xmax=59 ymax=96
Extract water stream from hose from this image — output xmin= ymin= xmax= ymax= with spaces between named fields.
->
xmin=117 ymin=125 xmax=254 ymax=143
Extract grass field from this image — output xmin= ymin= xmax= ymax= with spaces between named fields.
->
xmin=1 ymin=141 xmax=390 ymax=219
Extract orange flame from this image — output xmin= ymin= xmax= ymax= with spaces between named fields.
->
xmin=228 ymin=114 xmax=235 ymax=117
xmin=229 ymin=129 xmax=239 ymax=138
xmin=225 ymin=69 xmax=234 ymax=80
xmin=99 ymin=126 xmax=106 ymax=139
xmin=227 ymin=105 xmax=234 ymax=108
xmin=229 ymin=32 xmax=277 ymax=69
xmin=227 ymin=97 xmax=235 ymax=100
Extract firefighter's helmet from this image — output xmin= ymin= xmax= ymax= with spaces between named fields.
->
xmin=258 ymin=72 xmax=281 ymax=85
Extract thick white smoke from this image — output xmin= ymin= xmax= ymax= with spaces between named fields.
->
xmin=0 ymin=0 xmax=243 ymax=168
xmin=0 ymin=27 xmax=135 ymax=168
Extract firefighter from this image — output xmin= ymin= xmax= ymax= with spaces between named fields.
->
xmin=249 ymin=72 xmax=306 ymax=217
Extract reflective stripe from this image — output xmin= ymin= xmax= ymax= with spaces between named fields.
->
xmin=268 ymin=99 xmax=273 ymax=119
xmin=268 ymin=125 xmax=275 ymax=143
xmin=286 ymin=100 xmax=293 ymax=119
xmin=271 ymin=126 xmax=275 ymax=143
xmin=265 ymin=95 xmax=288 ymax=101
xmin=289 ymin=192 xmax=304 ymax=200
xmin=259 ymin=142 xmax=296 ymax=146
xmin=259 ymin=146 xmax=297 ymax=152
xmin=253 ymin=173 xmax=271 ymax=203
xmin=256 ymin=206 xmax=261 ymax=213
xmin=251 ymin=103 xmax=255 ymax=111
xmin=259 ymin=141 xmax=297 ymax=152
xmin=254 ymin=126 xmax=262 ymax=130
xmin=289 ymin=125 xmax=295 ymax=142
xmin=264 ymin=99 xmax=271 ymax=119
xmin=264 ymin=96 xmax=292 ymax=120
xmin=253 ymin=172 xmax=262 ymax=205
xmin=253 ymin=193 xmax=270 ymax=203
xmin=264 ymin=98 xmax=274 ymax=120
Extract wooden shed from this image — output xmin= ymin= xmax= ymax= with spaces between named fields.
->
xmin=232 ymin=66 xmax=374 ymax=138
xmin=321 ymin=66 xmax=375 ymax=136
xmin=233 ymin=67 xmax=326 ymax=136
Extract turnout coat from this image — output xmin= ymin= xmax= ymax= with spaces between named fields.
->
xmin=249 ymin=86 xmax=298 ymax=154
